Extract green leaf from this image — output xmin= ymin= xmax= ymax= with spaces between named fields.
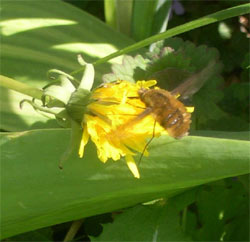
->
xmin=0 ymin=75 xmax=43 ymax=100
xmin=151 ymin=0 xmax=172 ymax=35
xmin=220 ymin=82 xmax=250 ymax=123
xmin=1 ymin=129 xmax=249 ymax=238
xmin=100 ymin=187 xmax=199 ymax=241
xmin=131 ymin=0 xmax=157 ymax=41
xmin=192 ymin=179 xmax=249 ymax=241
xmin=191 ymin=130 xmax=250 ymax=141
xmin=93 ymin=3 xmax=250 ymax=65
xmin=93 ymin=196 xmax=193 ymax=241
xmin=1 ymin=89 xmax=60 ymax=131
xmin=104 ymin=0 xmax=133 ymax=36
xmin=103 ymin=39 xmax=220 ymax=87
xmin=103 ymin=39 xmax=225 ymax=132
xmin=0 ymin=0 xmax=134 ymax=131
xmin=104 ymin=0 xmax=117 ymax=29
xmin=7 ymin=227 xmax=53 ymax=242
xmin=160 ymin=38 xmax=228 ymax=130
xmin=102 ymin=55 xmax=149 ymax=83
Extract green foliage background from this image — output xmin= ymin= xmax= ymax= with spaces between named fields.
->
xmin=1 ymin=0 xmax=249 ymax=241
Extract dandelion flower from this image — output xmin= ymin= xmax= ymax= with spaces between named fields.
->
xmin=79 ymin=80 xmax=193 ymax=178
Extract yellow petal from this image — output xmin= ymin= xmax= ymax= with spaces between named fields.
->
xmin=186 ymin=106 xmax=195 ymax=113
xmin=78 ymin=125 xmax=89 ymax=158
xmin=136 ymin=80 xmax=157 ymax=88
xmin=126 ymin=155 xmax=140 ymax=178
xmin=80 ymin=80 xmax=193 ymax=178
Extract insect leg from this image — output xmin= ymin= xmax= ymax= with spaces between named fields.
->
xmin=138 ymin=118 xmax=157 ymax=166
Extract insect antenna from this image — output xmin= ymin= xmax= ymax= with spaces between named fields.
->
xmin=138 ymin=118 xmax=157 ymax=166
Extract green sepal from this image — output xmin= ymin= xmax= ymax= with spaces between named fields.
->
xmin=66 ymin=88 xmax=92 ymax=124
xmin=41 ymin=95 xmax=65 ymax=108
xmin=43 ymin=85 xmax=71 ymax=105
xmin=47 ymin=69 xmax=79 ymax=87
xmin=65 ymin=62 xmax=95 ymax=124
xmin=42 ymin=75 xmax=76 ymax=107
xmin=19 ymin=59 xmax=95 ymax=128
xmin=20 ymin=99 xmax=65 ymax=117
xmin=78 ymin=63 xmax=95 ymax=91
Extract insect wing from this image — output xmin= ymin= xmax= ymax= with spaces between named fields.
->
xmin=171 ymin=60 xmax=217 ymax=99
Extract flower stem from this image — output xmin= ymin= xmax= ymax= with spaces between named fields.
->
xmin=71 ymin=3 xmax=250 ymax=76
xmin=63 ymin=219 xmax=84 ymax=242
xmin=0 ymin=75 xmax=43 ymax=100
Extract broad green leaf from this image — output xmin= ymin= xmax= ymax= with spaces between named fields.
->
xmin=93 ymin=189 xmax=198 ymax=241
xmin=0 ymin=0 xmax=134 ymax=131
xmin=131 ymin=0 xmax=157 ymax=41
xmin=104 ymin=0 xmax=133 ymax=36
xmin=1 ymin=129 xmax=249 ymax=238
xmin=0 ymin=88 xmax=60 ymax=131
xmin=104 ymin=0 xmax=117 ymax=29
xmin=6 ymin=227 xmax=53 ymax=242
xmin=191 ymin=130 xmax=250 ymax=141
xmin=151 ymin=0 xmax=172 ymax=35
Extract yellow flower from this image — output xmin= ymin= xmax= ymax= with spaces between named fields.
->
xmin=78 ymin=80 xmax=193 ymax=178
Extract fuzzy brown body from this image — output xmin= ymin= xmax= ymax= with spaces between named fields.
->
xmin=138 ymin=88 xmax=191 ymax=138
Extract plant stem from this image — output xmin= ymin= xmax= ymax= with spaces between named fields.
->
xmin=70 ymin=3 xmax=250 ymax=76
xmin=181 ymin=207 xmax=187 ymax=232
xmin=0 ymin=75 xmax=43 ymax=100
xmin=63 ymin=219 xmax=84 ymax=242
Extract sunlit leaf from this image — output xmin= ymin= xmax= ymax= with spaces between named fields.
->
xmin=1 ymin=129 xmax=249 ymax=238
xmin=0 ymin=0 xmax=134 ymax=131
